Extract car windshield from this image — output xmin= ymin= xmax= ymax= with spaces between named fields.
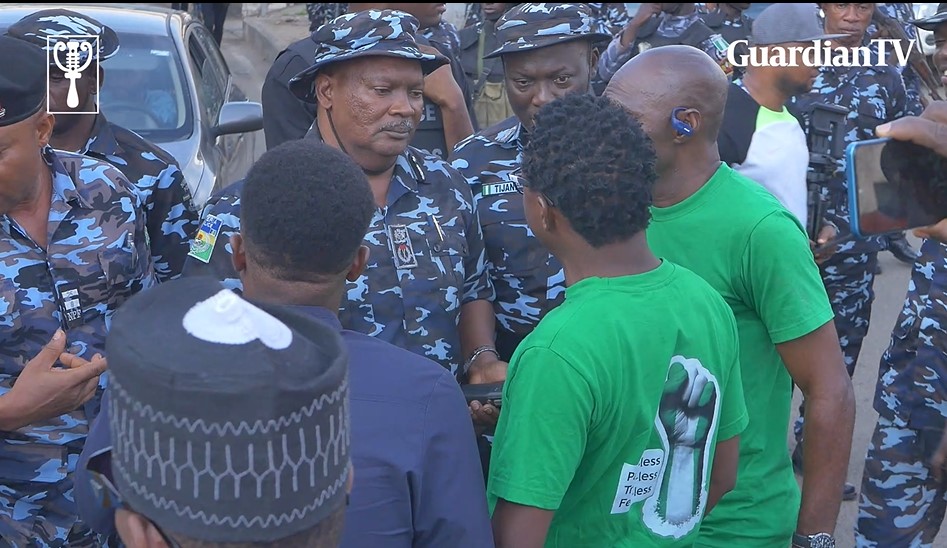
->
xmin=98 ymin=31 xmax=192 ymax=143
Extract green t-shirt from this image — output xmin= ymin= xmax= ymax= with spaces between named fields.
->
xmin=647 ymin=163 xmax=836 ymax=547
xmin=487 ymin=260 xmax=748 ymax=547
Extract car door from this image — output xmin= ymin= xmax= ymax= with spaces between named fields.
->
xmin=188 ymin=22 xmax=257 ymax=190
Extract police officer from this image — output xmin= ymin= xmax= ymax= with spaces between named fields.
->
xmin=856 ymin=7 xmax=947 ymax=545
xmin=0 ymin=35 xmax=155 ymax=546
xmin=185 ymin=10 xmax=500 ymax=382
xmin=306 ymin=2 xmax=348 ymax=32
xmin=788 ymin=3 xmax=925 ymax=477
xmin=593 ymin=3 xmax=730 ymax=94
xmin=6 ymin=10 xmax=201 ymax=284
xmin=262 ymin=3 xmax=475 ymax=158
xmin=698 ymin=3 xmax=754 ymax=80
xmin=457 ymin=3 xmax=519 ymax=129
xmin=449 ymin=3 xmax=611 ymax=363
xmin=588 ymin=2 xmax=634 ymax=35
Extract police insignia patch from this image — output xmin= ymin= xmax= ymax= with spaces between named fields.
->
xmin=188 ymin=215 xmax=222 ymax=264
xmin=389 ymin=224 xmax=418 ymax=269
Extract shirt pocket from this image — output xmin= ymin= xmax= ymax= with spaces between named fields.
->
xmin=478 ymin=196 xmax=546 ymax=277
xmin=97 ymin=237 xmax=141 ymax=303
xmin=854 ymin=100 xmax=887 ymax=137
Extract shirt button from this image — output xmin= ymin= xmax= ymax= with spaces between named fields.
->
xmin=433 ymin=243 xmax=443 ymax=253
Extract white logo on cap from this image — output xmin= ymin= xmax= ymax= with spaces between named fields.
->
xmin=182 ymin=289 xmax=293 ymax=350
xmin=47 ymin=35 xmax=100 ymax=115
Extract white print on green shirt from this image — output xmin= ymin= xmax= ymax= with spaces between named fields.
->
xmin=611 ymin=356 xmax=722 ymax=539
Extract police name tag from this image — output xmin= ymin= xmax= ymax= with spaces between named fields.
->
xmin=188 ymin=215 xmax=223 ymax=264
xmin=482 ymin=182 xmax=518 ymax=197
xmin=389 ymin=224 xmax=418 ymax=269
xmin=56 ymin=282 xmax=83 ymax=330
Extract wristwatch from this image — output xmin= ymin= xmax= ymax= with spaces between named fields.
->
xmin=792 ymin=532 xmax=836 ymax=548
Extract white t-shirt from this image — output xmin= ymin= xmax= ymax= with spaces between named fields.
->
xmin=718 ymin=81 xmax=810 ymax=226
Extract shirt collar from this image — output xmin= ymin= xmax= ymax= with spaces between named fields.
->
xmin=45 ymin=146 xmax=92 ymax=209
xmin=282 ymin=304 xmax=344 ymax=332
xmin=83 ymin=114 xmax=124 ymax=158
xmin=305 ymin=120 xmax=427 ymax=194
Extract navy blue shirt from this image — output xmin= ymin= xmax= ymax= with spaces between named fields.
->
xmin=75 ymin=305 xmax=494 ymax=548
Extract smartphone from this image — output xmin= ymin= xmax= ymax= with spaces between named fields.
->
xmin=462 ymin=382 xmax=504 ymax=408
xmin=846 ymin=137 xmax=947 ymax=239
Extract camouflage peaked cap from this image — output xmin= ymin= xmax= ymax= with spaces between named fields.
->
xmin=6 ymin=9 xmax=120 ymax=65
xmin=289 ymin=9 xmax=449 ymax=104
xmin=483 ymin=3 xmax=613 ymax=59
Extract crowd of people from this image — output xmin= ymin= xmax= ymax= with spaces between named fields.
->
xmin=1 ymin=2 xmax=947 ymax=547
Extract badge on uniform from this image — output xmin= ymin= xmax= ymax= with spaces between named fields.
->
xmin=481 ymin=181 xmax=518 ymax=197
xmin=389 ymin=224 xmax=418 ymax=269
xmin=188 ymin=215 xmax=223 ymax=264
xmin=56 ymin=282 xmax=83 ymax=330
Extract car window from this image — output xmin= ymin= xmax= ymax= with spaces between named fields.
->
xmin=97 ymin=31 xmax=192 ymax=142
xmin=187 ymin=24 xmax=227 ymax=126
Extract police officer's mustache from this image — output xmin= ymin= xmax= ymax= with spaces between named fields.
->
xmin=380 ymin=121 xmax=415 ymax=133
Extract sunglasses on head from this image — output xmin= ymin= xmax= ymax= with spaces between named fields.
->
xmin=509 ymin=169 xmax=556 ymax=207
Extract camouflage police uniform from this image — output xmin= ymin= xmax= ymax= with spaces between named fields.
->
xmin=306 ymin=3 xmax=348 ymax=32
xmin=588 ymin=3 xmax=632 ymax=36
xmin=593 ymin=7 xmax=722 ymax=94
xmin=870 ymin=3 xmax=925 ymax=109
xmin=854 ymin=238 xmax=947 ymax=547
xmin=6 ymin=10 xmax=201 ymax=284
xmin=184 ymin=10 xmax=495 ymax=374
xmin=449 ymin=3 xmax=610 ymax=362
xmin=788 ymin=37 xmax=924 ymax=445
xmin=698 ymin=6 xmax=753 ymax=81
xmin=854 ymin=6 xmax=947 ymax=545
xmin=0 ymin=146 xmax=155 ymax=547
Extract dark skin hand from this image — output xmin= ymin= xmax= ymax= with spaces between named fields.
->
xmin=779 ymin=320 xmax=855 ymax=536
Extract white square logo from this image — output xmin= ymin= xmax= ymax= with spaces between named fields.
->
xmin=47 ymin=35 xmax=100 ymax=115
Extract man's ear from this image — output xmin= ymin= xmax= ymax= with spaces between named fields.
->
xmin=315 ymin=73 xmax=335 ymax=111
xmin=672 ymin=107 xmax=701 ymax=142
xmin=230 ymin=233 xmax=247 ymax=274
xmin=36 ymin=112 xmax=55 ymax=147
xmin=531 ymin=192 xmax=557 ymax=234
xmin=346 ymin=245 xmax=370 ymax=282
xmin=115 ymin=508 xmax=173 ymax=548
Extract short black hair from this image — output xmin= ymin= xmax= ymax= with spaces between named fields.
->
xmin=241 ymin=138 xmax=375 ymax=281
xmin=523 ymin=93 xmax=657 ymax=247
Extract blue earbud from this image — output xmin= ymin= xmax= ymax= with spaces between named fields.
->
xmin=671 ymin=107 xmax=694 ymax=136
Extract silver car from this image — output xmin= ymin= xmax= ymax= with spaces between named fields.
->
xmin=0 ymin=3 xmax=264 ymax=208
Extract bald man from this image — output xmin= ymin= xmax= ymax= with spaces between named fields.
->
xmin=605 ymin=45 xmax=855 ymax=548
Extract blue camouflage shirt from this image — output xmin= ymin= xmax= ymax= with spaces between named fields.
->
xmin=182 ymin=138 xmax=495 ymax=374
xmin=874 ymin=238 xmax=947 ymax=429
xmin=870 ymin=3 xmax=925 ymax=109
xmin=0 ymin=146 xmax=155 ymax=490
xmin=449 ymin=116 xmax=566 ymax=346
xmin=788 ymin=41 xmax=924 ymax=254
xmin=81 ymin=114 xmax=200 ymax=283
xmin=595 ymin=11 xmax=720 ymax=87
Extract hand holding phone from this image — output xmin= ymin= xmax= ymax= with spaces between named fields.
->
xmin=846 ymin=137 xmax=947 ymax=239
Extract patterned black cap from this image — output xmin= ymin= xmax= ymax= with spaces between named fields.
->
xmin=289 ymin=9 xmax=449 ymax=103
xmin=106 ymin=276 xmax=351 ymax=543
xmin=483 ymin=3 xmax=613 ymax=59
xmin=6 ymin=8 xmax=120 ymax=64
xmin=0 ymin=35 xmax=46 ymax=127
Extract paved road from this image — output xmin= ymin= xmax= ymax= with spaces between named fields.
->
xmin=217 ymin=17 xmax=942 ymax=548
